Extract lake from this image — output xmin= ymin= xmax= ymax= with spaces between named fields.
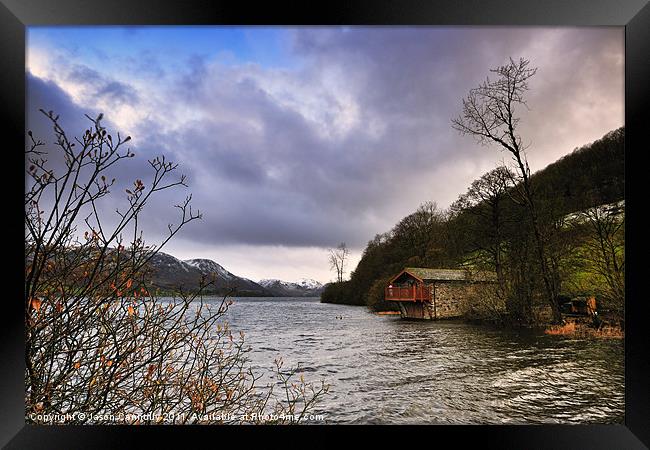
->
xmin=214 ymin=296 xmax=623 ymax=424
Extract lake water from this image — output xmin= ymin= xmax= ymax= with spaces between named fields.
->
xmin=214 ymin=297 xmax=624 ymax=424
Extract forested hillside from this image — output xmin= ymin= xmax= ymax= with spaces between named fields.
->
xmin=322 ymin=127 xmax=624 ymax=324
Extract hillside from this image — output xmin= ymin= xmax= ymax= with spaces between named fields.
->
xmin=146 ymin=253 xmax=273 ymax=296
xmin=321 ymin=127 xmax=625 ymax=313
xmin=145 ymin=253 xmax=326 ymax=297
xmin=530 ymin=128 xmax=624 ymax=217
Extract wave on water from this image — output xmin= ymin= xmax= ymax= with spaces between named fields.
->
xmin=220 ymin=297 xmax=625 ymax=424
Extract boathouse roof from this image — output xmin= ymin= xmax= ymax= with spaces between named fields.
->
xmin=390 ymin=267 xmax=497 ymax=283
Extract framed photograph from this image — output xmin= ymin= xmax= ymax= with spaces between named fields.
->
xmin=4 ymin=0 xmax=649 ymax=447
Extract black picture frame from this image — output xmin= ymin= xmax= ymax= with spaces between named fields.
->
xmin=3 ymin=0 xmax=649 ymax=448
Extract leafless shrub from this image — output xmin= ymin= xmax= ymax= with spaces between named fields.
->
xmin=25 ymin=111 xmax=328 ymax=424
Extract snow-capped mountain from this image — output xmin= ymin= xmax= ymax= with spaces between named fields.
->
xmin=184 ymin=258 xmax=235 ymax=281
xmin=143 ymin=252 xmax=323 ymax=297
xmin=145 ymin=252 xmax=271 ymax=296
xmin=258 ymin=278 xmax=324 ymax=297
xmin=296 ymin=278 xmax=323 ymax=290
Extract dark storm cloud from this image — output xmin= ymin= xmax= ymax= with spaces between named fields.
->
xmin=26 ymin=73 xmax=186 ymax=242
xmin=27 ymin=73 xmax=93 ymax=137
xmin=27 ymin=27 xmax=623 ymax=252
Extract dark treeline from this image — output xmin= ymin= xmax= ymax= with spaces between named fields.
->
xmin=321 ymin=127 xmax=624 ymax=326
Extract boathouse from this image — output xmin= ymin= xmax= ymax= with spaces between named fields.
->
xmin=385 ymin=267 xmax=497 ymax=319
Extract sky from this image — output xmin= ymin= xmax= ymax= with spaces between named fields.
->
xmin=26 ymin=26 xmax=624 ymax=284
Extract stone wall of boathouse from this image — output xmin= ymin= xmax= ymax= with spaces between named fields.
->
xmin=398 ymin=281 xmax=485 ymax=320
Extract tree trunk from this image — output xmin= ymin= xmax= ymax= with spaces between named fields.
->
xmin=516 ymin=155 xmax=562 ymax=324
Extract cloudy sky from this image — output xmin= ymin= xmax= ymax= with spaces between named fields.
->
xmin=26 ymin=26 xmax=623 ymax=284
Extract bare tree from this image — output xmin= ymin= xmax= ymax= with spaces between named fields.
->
xmin=452 ymin=57 xmax=562 ymax=323
xmin=579 ymin=203 xmax=625 ymax=322
xmin=25 ymin=111 xmax=328 ymax=424
xmin=328 ymin=242 xmax=349 ymax=283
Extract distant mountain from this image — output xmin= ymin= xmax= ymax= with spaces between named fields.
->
xmin=258 ymin=278 xmax=324 ymax=297
xmin=143 ymin=252 xmax=325 ymax=297
xmin=145 ymin=252 xmax=273 ymax=296
xmin=184 ymin=258 xmax=238 ymax=282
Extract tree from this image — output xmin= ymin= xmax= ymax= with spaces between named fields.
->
xmin=25 ymin=111 xmax=327 ymax=424
xmin=579 ymin=202 xmax=625 ymax=322
xmin=451 ymin=166 xmax=513 ymax=293
xmin=366 ymin=275 xmax=396 ymax=312
xmin=328 ymin=242 xmax=350 ymax=283
xmin=392 ymin=201 xmax=448 ymax=265
xmin=452 ymin=57 xmax=563 ymax=323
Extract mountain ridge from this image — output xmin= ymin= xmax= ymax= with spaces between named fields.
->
xmin=258 ymin=278 xmax=325 ymax=297
xmin=146 ymin=252 xmax=324 ymax=297
xmin=146 ymin=252 xmax=271 ymax=296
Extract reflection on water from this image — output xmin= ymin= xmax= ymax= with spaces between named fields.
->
xmin=204 ymin=297 xmax=624 ymax=424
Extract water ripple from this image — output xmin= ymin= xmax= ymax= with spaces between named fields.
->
xmin=207 ymin=297 xmax=624 ymax=424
